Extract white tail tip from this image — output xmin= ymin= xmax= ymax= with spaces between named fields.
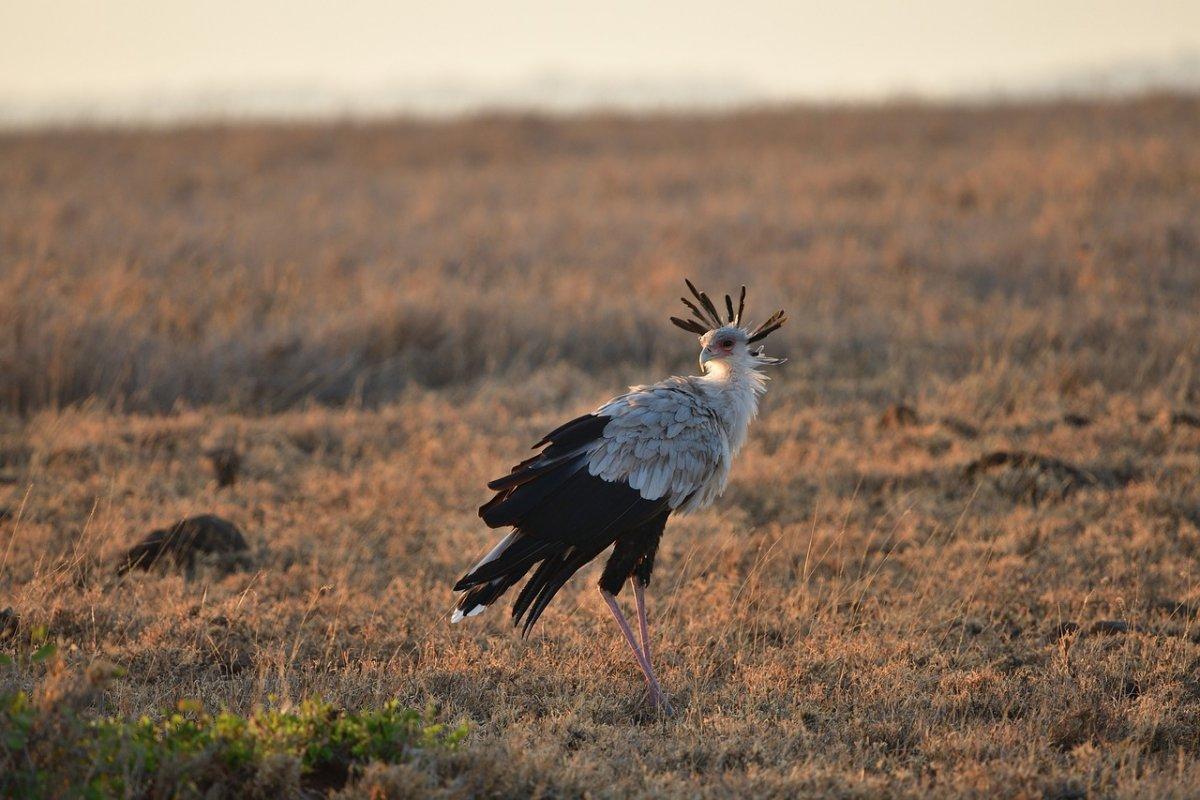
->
xmin=450 ymin=604 xmax=486 ymax=623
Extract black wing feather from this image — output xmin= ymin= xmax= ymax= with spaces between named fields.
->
xmin=479 ymin=413 xmax=609 ymax=527
xmin=531 ymin=413 xmax=610 ymax=450
xmin=479 ymin=457 xmax=587 ymax=527
xmin=486 ymin=450 xmax=584 ymax=493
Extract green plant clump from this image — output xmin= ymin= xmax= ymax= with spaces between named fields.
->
xmin=0 ymin=688 xmax=467 ymax=798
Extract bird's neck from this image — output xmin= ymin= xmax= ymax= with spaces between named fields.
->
xmin=699 ymin=356 xmax=767 ymax=454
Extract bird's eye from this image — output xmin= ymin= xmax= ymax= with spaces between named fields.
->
xmin=720 ymin=339 xmax=733 ymax=348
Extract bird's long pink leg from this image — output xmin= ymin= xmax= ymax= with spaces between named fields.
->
xmin=631 ymin=580 xmax=672 ymax=715
xmin=600 ymin=588 xmax=672 ymax=714
xmin=631 ymin=578 xmax=653 ymax=666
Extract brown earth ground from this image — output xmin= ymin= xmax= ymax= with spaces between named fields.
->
xmin=2 ymin=95 xmax=1200 ymax=797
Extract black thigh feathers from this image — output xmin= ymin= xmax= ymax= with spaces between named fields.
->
xmin=455 ymin=413 xmax=673 ymax=634
xmin=599 ymin=511 xmax=668 ymax=593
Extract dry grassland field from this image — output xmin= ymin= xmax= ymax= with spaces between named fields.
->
xmin=1 ymin=95 xmax=1200 ymax=798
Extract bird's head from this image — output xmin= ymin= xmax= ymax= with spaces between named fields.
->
xmin=670 ymin=280 xmax=787 ymax=375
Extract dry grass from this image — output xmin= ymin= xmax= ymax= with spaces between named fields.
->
xmin=2 ymin=96 xmax=1200 ymax=797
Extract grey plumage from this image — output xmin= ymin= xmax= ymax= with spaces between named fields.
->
xmin=588 ymin=378 xmax=729 ymax=512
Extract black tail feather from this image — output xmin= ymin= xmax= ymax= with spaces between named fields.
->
xmin=515 ymin=546 xmax=604 ymax=637
xmin=511 ymin=553 xmax=564 ymax=625
xmin=454 ymin=534 xmax=557 ymax=591
xmin=454 ymin=563 xmax=534 ymax=618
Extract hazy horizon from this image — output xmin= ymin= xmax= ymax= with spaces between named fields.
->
xmin=2 ymin=0 xmax=1198 ymax=126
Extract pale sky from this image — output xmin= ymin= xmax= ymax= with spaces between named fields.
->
xmin=1 ymin=0 xmax=1197 ymax=120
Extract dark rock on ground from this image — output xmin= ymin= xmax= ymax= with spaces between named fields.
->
xmin=1171 ymin=411 xmax=1200 ymax=429
xmin=118 ymin=514 xmax=250 ymax=575
xmin=963 ymin=450 xmax=1099 ymax=505
xmin=1055 ymin=621 xmax=1080 ymax=637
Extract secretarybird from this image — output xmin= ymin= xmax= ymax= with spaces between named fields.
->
xmin=451 ymin=280 xmax=786 ymax=713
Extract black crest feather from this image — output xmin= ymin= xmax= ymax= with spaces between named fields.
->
xmin=670 ymin=316 xmax=708 ymax=335
xmin=672 ymin=280 xmax=786 ymax=343
xmin=684 ymin=279 xmax=723 ymax=327
xmin=747 ymin=309 xmax=788 ymax=343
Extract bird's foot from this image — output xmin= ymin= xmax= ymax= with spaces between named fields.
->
xmin=647 ymin=685 xmax=674 ymax=717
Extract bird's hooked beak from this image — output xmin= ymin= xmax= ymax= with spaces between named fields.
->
xmin=699 ymin=347 xmax=716 ymax=370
